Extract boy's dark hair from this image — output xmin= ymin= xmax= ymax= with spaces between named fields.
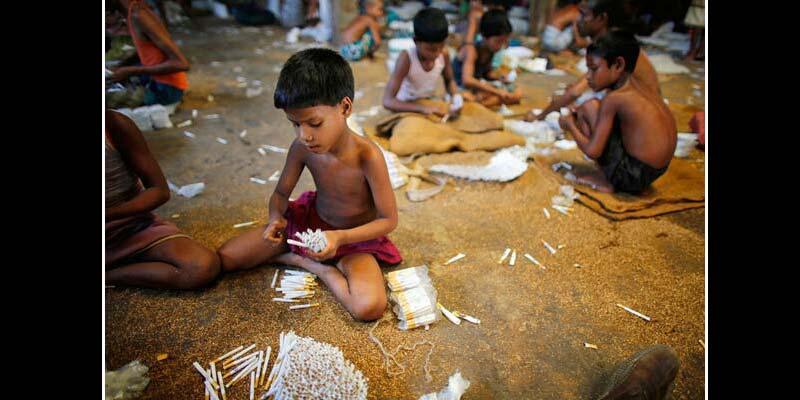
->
xmin=274 ymin=48 xmax=354 ymax=109
xmin=479 ymin=9 xmax=512 ymax=38
xmin=484 ymin=0 xmax=514 ymax=11
xmin=587 ymin=0 xmax=628 ymax=29
xmin=413 ymin=8 xmax=449 ymax=42
xmin=587 ymin=30 xmax=640 ymax=72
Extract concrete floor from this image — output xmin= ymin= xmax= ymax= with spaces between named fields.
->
xmin=105 ymin=16 xmax=705 ymax=400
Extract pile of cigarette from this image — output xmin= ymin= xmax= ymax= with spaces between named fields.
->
xmin=263 ymin=331 xmax=368 ymax=400
xmin=192 ymin=342 xmax=272 ymax=400
xmin=386 ymin=265 xmax=439 ymax=330
xmin=287 ymin=229 xmax=328 ymax=253
xmin=498 ymin=247 xmax=547 ymax=269
xmin=437 ymin=302 xmax=481 ymax=326
xmin=271 ymin=269 xmax=320 ymax=310
xmin=550 ymin=185 xmax=579 ymax=216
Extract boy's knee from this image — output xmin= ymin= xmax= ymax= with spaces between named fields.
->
xmin=178 ymin=250 xmax=221 ymax=289
xmin=350 ymin=294 xmax=387 ymax=322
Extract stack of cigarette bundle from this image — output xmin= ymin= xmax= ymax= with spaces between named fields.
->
xmin=385 ymin=265 xmax=439 ymax=330
xmin=193 ymin=341 xmax=273 ymax=400
xmin=272 ymin=270 xmax=319 ymax=309
xmin=263 ymin=331 xmax=368 ymax=400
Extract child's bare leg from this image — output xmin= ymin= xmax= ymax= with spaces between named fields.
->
xmin=217 ymin=226 xmax=290 ymax=272
xmin=278 ymin=252 xmax=387 ymax=321
xmin=574 ymin=99 xmax=614 ymax=193
xmin=106 ymin=237 xmax=221 ymax=289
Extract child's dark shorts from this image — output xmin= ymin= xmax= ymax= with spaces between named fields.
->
xmin=597 ymin=126 xmax=669 ymax=194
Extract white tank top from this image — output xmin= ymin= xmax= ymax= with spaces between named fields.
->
xmin=396 ymin=47 xmax=445 ymax=102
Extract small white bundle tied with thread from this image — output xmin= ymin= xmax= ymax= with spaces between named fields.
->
xmin=262 ymin=331 xmax=368 ymax=400
xmin=418 ymin=371 xmax=471 ymax=400
xmin=288 ymin=228 xmax=328 ymax=253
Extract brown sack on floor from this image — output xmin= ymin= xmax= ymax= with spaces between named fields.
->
xmin=376 ymin=100 xmax=504 ymax=135
xmin=385 ymin=115 xmax=526 ymax=156
xmin=534 ymin=149 xmax=705 ymax=220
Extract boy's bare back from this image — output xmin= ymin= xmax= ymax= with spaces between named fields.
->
xmin=290 ymin=131 xmax=387 ymax=229
xmin=604 ymin=79 xmax=676 ymax=168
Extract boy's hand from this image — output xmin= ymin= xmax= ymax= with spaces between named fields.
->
xmin=502 ymin=89 xmax=522 ymax=104
xmin=110 ymin=67 xmax=133 ymax=82
xmin=263 ymin=218 xmax=288 ymax=243
xmin=308 ymin=230 xmax=341 ymax=261
xmin=559 ymin=112 xmax=575 ymax=130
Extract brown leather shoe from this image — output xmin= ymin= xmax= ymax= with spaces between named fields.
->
xmin=596 ymin=345 xmax=680 ymax=400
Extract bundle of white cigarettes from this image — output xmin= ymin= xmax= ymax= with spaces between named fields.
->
xmin=271 ymin=269 xmax=320 ymax=310
xmin=286 ymin=229 xmax=328 ymax=253
xmin=192 ymin=342 xmax=272 ymax=400
xmin=263 ymin=331 xmax=368 ymax=400
xmin=551 ymin=185 xmax=579 ymax=215
xmin=385 ymin=265 xmax=439 ymax=330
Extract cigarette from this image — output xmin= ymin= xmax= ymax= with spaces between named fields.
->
xmin=268 ymin=170 xmax=281 ymax=181
xmin=441 ymin=113 xmax=450 ymax=123
xmin=205 ymin=379 xmax=220 ymax=400
xmin=213 ymin=345 xmax=244 ymax=363
xmin=216 ymin=137 xmax=228 ymax=144
xmin=272 ymin=298 xmax=300 ymax=303
xmin=250 ymin=371 xmax=255 ymax=400
xmin=224 ymin=344 xmax=257 ymax=364
xmin=552 ymin=206 xmax=569 ymax=215
xmin=284 ymin=270 xmax=311 ymax=276
xmin=250 ymin=177 xmax=267 ymax=184
xmin=557 ymin=244 xmax=566 ymax=249
xmin=584 ymin=343 xmax=598 ymax=349
xmin=543 ymin=208 xmax=550 ymax=219
xmin=224 ymin=357 xmax=258 ymax=379
xmin=286 ymin=239 xmax=309 ymax=248
xmin=210 ymin=363 xmax=217 ymax=384
xmin=498 ymin=248 xmax=511 ymax=264
xmin=261 ymin=145 xmax=288 ymax=153
xmin=289 ymin=303 xmax=319 ymax=310
xmin=271 ymin=270 xmax=279 ymax=288
xmin=192 ymin=109 xmax=198 ymax=118
xmin=524 ymin=253 xmax=546 ymax=269
xmin=204 ymin=114 xmax=220 ymax=119
xmin=193 ymin=362 xmax=219 ymax=389
xmin=542 ymin=240 xmax=557 ymax=255
xmin=453 ymin=311 xmax=481 ymax=324
xmin=509 ymin=250 xmax=516 ymax=266
xmin=233 ymin=221 xmax=257 ymax=228
xmin=217 ymin=371 xmax=227 ymax=400
xmin=257 ymin=148 xmax=267 ymax=156
xmin=574 ymin=263 xmax=585 ymax=268
xmin=259 ymin=347 xmax=271 ymax=386
xmin=224 ymin=352 xmax=258 ymax=369
xmin=699 ymin=340 xmax=705 ymax=350
xmin=437 ymin=302 xmax=461 ymax=325
xmin=616 ymin=303 xmax=651 ymax=321
xmin=444 ymin=253 xmax=465 ymax=265
xmin=184 ymin=131 xmax=196 ymax=138
xmin=227 ymin=358 xmax=260 ymax=388
xmin=178 ymin=120 xmax=192 ymax=127
xmin=240 ymin=130 xmax=248 ymax=138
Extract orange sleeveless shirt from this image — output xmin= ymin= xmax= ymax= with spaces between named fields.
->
xmin=127 ymin=0 xmax=188 ymax=90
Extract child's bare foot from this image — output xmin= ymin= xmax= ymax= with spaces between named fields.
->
xmin=274 ymin=252 xmax=336 ymax=277
xmin=576 ymin=172 xmax=614 ymax=193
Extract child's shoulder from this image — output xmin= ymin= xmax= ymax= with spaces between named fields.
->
xmin=352 ymin=134 xmax=385 ymax=164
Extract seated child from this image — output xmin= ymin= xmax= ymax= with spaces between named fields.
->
xmin=461 ymin=0 xmax=512 ymax=45
xmin=452 ymin=9 xmax=521 ymax=107
xmin=338 ymin=0 xmax=383 ymax=61
xmin=108 ymin=0 xmax=190 ymax=107
xmin=526 ymin=0 xmax=660 ymax=122
xmin=105 ymin=109 xmax=220 ymax=289
xmin=541 ymin=0 xmax=588 ymax=52
xmin=559 ymin=31 xmax=676 ymax=194
xmin=382 ymin=7 xmax=462 ymax=117
xmin=217 ymin=48 xmax=401 ymax=322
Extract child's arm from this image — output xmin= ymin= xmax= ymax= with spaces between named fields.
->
xmin=110 ymin=6 xmax=190 ymax=82
xmin=571 ymin=21 xmax=590 ymax=48
xmin=368 ymin=17 xmax=382 ymax=52
xmin=311 ymin=144 xmax=398 ymax=261
xmin=382 ymin=51 xmax=447 ymax=116
xmin=105 ymin=111 xmax=170 ymax=222
xmin=464 ymin=1 xmax=482 ymax=44
xmin=262 ymin=141 xmax=306 ymax=243
xmin=441 ymin=51 xmax=459 ymax=97
xmin=561 ymin=98 xmax=617 ymax=159
xmin=460 ymin=46 xmax=512 ymax=99
xmin=527 ymin=75 xmax=589 ymax=121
